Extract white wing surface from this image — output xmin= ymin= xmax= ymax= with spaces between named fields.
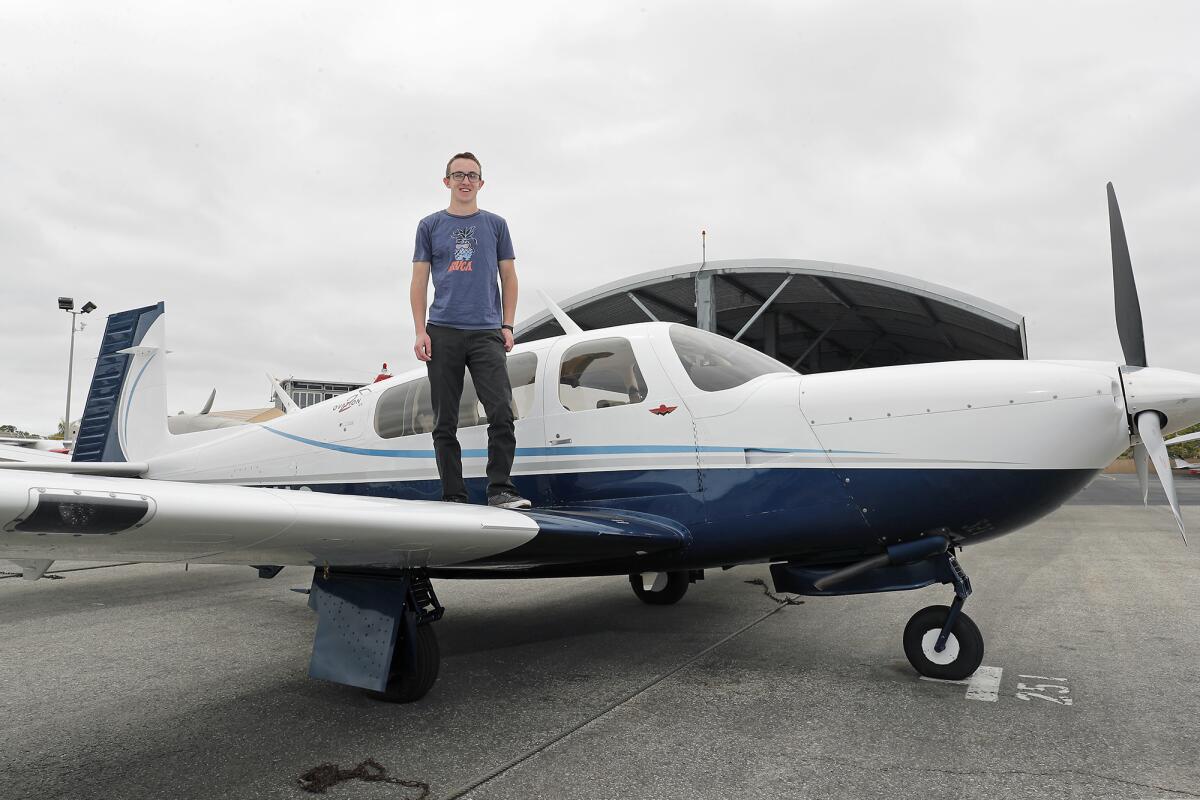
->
xmin=0 ymin=469 xmax=536 ymax=567
xmin=0 ymin=470 xmax=686 ymax=570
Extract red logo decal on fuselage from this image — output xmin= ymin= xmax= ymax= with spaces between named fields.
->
xmin=649 ymin=404 xmax=677 ymax=416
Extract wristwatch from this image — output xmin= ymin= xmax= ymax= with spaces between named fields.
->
xmin=501 ymin=324 xmax=514 ymax=332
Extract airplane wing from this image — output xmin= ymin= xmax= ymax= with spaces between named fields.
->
xmin=1165 ymin=430 xmax=1200 ymax=447
xmin=0 ymin=469 xmax=685 ymax=571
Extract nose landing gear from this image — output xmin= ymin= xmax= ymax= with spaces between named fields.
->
xmin=770 ymin=537 xmax=986 ymax=681
xmin=903 ymin=551 xmax=984 ymax=681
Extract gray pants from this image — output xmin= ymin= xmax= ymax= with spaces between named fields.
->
xmin=425 ymin=323 xmax=517 ymax=501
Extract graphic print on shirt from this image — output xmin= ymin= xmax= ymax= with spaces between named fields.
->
xmin=449 ymin=227 xmax=476 ymax=272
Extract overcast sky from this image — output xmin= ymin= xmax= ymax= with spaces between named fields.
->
xmin=2 ymin=1 xmax=1198 ymax=435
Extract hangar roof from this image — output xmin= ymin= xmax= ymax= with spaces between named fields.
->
xmin=515 ymin=259 xmax=1026 ymax=372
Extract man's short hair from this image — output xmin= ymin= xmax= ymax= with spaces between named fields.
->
xmin=446 ymin=152 xmax=482 ymax=177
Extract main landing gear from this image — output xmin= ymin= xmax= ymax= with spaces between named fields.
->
xmin=629 ymin=570 xmax=702 ymax=605
xmin=366 ymin=574 xmax=444 ymax=703
xmin=308 ymin=568 xmax=445 ymax=703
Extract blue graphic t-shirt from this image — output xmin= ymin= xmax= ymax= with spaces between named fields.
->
xmin=413 ymin=209 xmax=514 ymax=330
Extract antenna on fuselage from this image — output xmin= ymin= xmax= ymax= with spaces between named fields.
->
xmin=267 ymin=373 xmax=300 ymax=414
xmin=537 ymin=289 xmax=583 ymax=335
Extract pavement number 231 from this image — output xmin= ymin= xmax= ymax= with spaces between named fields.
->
xmin=1015 ymin=674 xmax=1073 ymax=706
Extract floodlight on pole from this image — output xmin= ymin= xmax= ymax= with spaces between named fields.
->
xmin=61 ymin=298 xmax=97 ymax=449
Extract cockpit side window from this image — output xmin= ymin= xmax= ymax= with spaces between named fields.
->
xmin=375 ymin=378 xmax=433 ymax=438
xmin=668 ymin=324 xmax=794 ymax=392
xmin=375 ymin=353 xmax=540 ymax=439
xmin=558 ymin=338 xmax=648 ymax=412
xmin=374 ymin=376 xmax=482 ymax=438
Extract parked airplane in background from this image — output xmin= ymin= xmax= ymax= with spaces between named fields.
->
xmin=0 ymin=440 xmax=68 ymax=463
xmin=1173 ymin=458 xmax=1200 ymax=477
xmin=2 ymin=184 xmax=1198 ymax=702
xmin=0 ymin=437 xmax=62 ymax=452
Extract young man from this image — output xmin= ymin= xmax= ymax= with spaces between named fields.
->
xmin=411 ymin=152 xmax=531 ymax=509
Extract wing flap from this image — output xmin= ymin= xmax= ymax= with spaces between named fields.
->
xmin=451 ymin=507 xmax=689 ymax=568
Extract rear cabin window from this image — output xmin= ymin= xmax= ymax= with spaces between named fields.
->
xmin=374 ymin=352 xmax=539 ymax=439
xmin=558 ymin=338 xmax=648 ymax=412
xmin=668 ymin=324 xmax=794 ymax=392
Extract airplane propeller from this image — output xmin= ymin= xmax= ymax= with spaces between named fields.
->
xmin=1109 ymin=182 xmax=1186 ymax=544
xmin=1132 ymin=443 xmax=1149 ymax=505
xmin=1136 ymin=412 xmax=1186 ymax=543
xmin=1109 ymin=182 xmax=1147 ymax=369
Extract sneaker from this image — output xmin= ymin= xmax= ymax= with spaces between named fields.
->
xmin=487 ymin=491 xmax=532 ymax=510
xmin=442 ymin=496 xmax=469 ymax=504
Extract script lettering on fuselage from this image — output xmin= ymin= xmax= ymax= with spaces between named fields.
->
xmin=333 ymin=394 xmax=363 ymax=414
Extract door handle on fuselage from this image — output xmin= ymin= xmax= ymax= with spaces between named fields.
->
xmin=549 ymin=438 xmax=573 ymax=445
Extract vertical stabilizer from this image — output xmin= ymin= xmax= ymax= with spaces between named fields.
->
xmin=72 ymin=303 xmax=166 ymax=463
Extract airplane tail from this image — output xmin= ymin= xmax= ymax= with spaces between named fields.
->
xmin=73 ymin=303 xmax=171 ymax=463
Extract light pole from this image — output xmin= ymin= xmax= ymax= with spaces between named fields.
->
xmin=59 ymin=297 xmax=97 ymax=447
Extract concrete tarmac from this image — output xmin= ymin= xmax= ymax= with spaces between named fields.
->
xmin=2 ymin=474 xmax=1199 ymax=799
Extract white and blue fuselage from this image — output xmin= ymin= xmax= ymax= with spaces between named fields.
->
xmin=127 ymin=319 xmax=1142 ymax=575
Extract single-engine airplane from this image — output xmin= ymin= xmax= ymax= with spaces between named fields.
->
xmin=2 ymin=184 xmax=1198 ymax=702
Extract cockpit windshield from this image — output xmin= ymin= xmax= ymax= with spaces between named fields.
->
xmin=668 ymin=324 xmax=794 ymax=392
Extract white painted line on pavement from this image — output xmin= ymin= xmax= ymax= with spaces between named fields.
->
xmin=920 ymin=665 xmax=1003 ymax=702
xmin=965 ymin=665 xmax=1003 ymax=701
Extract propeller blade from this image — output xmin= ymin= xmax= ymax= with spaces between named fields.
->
xmin=1137 ymin=412 xmax=1187 ymax=545
xmin=1108 ymin=183 xmax=1148 ymax=368
xmin=1165 ymin=430 xmax=1200 ymax=447
xmin=200 ymin=388 xmax=216 ymax=415
xmin=1133 ymin=443 xmax=1149 ymax=505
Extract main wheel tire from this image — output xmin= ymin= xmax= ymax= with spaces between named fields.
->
xmin=629 ymin=571 xmax=689 ymax=605
xmin=364 ymin=623 xmax=440 ymax=703
xmin=903 ymin=604 xmax=984 ymax=681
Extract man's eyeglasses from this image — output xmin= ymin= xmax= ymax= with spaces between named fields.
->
xmin=447 ymin=171 xmax=482 ymax=183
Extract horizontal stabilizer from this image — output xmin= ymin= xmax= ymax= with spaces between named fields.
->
xmin=0 ymin=461 xmax=148 ymax=476
xmin=0 ymin=444 xmax=70 ymax=464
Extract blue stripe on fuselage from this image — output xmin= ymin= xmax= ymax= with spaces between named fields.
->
xmin=259 ymin=426 xmax=882 ymax=458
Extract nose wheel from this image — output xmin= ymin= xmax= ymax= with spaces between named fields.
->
xmin=902 ymin=550 xmax=984 ymax=681
xmin=903 ymin=604 xmax=984 ymax=680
